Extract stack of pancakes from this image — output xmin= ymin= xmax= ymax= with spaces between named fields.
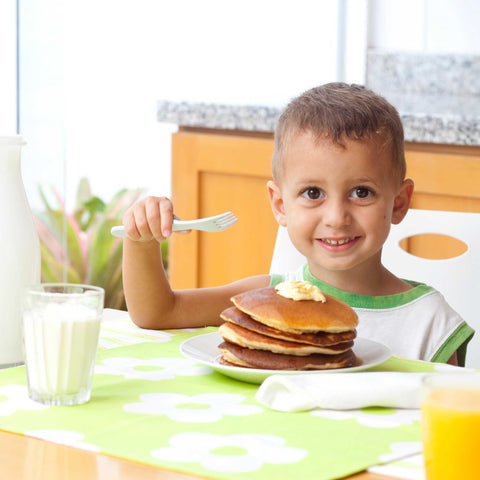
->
xmin=218 ymin=283 xmax=358 ymax=370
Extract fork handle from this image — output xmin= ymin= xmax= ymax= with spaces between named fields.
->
xmin=111 ymin=226 xmax=127 ymax=238
xmin=110 ymin=219 xmax=195 ymax=238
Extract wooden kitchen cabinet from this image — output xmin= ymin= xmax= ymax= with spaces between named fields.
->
xmin=169 ymin=129 xmax=480 ymax=289
xmin=404 ymin=142 xmax=480 ymax=259
xmin=170 ymin=129 xmax=278 ymax=289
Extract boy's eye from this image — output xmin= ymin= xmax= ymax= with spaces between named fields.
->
xmin=301 ymin=187 xmax=323 ymax=200
xmin=351 ymin=187 xmax=372 ymax=199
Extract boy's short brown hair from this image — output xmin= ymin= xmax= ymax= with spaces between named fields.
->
xmin=272 ymin=82 xmax=406 ymax=181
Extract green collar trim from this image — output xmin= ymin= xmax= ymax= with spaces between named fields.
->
xmin=302 ymin=264 xmax=435 ymax=309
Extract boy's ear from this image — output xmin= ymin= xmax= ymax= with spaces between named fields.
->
xmin=267 ymin=180 xmax=287 ymax=227
xmin=391 ymin=178 xmax=414 ymax=225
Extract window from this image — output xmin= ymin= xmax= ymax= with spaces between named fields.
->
xmin=17 ymin=0 xmax=367 ymax=210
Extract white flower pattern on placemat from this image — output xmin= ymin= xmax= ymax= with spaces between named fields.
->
xmin=124 ymin=393 xmax=263 ymax=422
xmin=95 ymin=356 xmax=212 ymax=380
xmin=150 ymin=432 xmax=307 ymax=472
xmin=370 ymin=461 xmax=425 ymax=480
xmin=378 ymin=441 xmax=423 ymax=463
xmin=311 ymin=408 xmax=421 ymax=428
xmin=99 ymin=319 xmax=175 ymax=349
xmin=0 ymin=385 xmax=47 ymax=416
xmin=25 ymin=429 xmax=100 ymax=452
xmin=369 ymin=445 xmax=425 ymax=480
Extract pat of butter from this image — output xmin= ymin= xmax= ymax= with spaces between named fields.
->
xmin=275 ymin=281 xmax=326 ymax=302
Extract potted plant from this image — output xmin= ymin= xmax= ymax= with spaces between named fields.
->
xmin=34 ymin=178 xmax=167 ymax=310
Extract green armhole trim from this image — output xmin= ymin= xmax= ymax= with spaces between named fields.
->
xmin=270 ymin=274 xmax=285 ymax=286
xmin=430 ymin=322 xmax=475 ymax=366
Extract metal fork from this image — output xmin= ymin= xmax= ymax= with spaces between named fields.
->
xmin=110 ymin=211 xmax=238 ymax=238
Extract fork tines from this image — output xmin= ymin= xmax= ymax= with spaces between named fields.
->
xmin=214 ymin=212 xmax=238 ymax=230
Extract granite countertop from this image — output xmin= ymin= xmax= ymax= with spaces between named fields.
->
xmin=157 ymin=94 xmax=480 ymax=146
xmin=157 ymin=52 xmax=480 ymax=147
xmin=157 ymin=100 xmax=280 ymax=134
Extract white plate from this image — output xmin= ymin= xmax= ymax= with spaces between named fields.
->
xmin=180 ymin=332 xmax=391 ymax=384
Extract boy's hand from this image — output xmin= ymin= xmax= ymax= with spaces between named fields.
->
xmin=122 ymin=196 xmax=185 ymax=243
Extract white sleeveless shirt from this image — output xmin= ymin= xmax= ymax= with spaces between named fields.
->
xmin=270 ymin=264 xmax=474 ymax=366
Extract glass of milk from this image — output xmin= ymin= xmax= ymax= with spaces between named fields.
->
xmin=22 ymin=283 xmax=104 ymax=405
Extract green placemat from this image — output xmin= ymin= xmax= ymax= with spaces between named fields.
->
xmin=0 ymin=326 xmax=448 ymax=480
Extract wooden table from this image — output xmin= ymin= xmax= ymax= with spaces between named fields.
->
xmin=0 ymin=430 xmax=400 ymax=480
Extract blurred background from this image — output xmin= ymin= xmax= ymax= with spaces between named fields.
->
xmin=1 ymin=0 xmax=479 ymax=210
xmin=1 ymin=0 xmax=479 ymax=309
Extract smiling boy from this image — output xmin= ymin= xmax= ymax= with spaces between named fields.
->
xmin=122 ymin=83 xmax=474 ymax=366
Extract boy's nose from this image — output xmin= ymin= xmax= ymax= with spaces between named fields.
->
xmin=323 ymin=201 xmax=352 ymax=228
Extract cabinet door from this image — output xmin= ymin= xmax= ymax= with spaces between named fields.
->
xmin=170 ymin=131 xmax=278 ymax=289
xmin=404 ymin=143 xmax=480 ymax=259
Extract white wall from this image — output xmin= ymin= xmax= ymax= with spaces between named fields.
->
xmin=368 ymin=0 xmax=480 ymax=53
xmin=17 ymin=0 xmax=480 ymax=213
xmin=0 ymin=0 xmax=17 ymax=134
xmin=18 ymin=0 xmax=369 ymax=210
xmin=18 ymin=0 xmax=66 ymax=211
xmin=62 ymin=0 xmax=347 ymax=207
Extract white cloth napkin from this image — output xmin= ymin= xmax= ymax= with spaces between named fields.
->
xmin=255 ymin=372 xmax=426 ymax=412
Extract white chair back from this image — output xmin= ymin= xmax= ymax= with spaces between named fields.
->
xmin=382 ymin=209 xmax=480 ymax=368
xmin=269 ymin=226 xmax=305 ymax=275
xmin=269 ymin=209 xmax=480 ymax=367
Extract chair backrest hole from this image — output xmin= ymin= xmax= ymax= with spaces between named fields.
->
xmin=399 ymin=234 xmax=468 ymax=260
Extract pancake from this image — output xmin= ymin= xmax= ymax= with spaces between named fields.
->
xmin=219 ymin=341 xmax=356 ymax=370
xmin=220 ymin=306 xmax=356 ymax=346
xmin=231 ymin=287 xmax=358 ymax=334
xmin=219 ymin=357 xmax=244 ymax=367
xmin=219 ymin=321 xmax=354 ymax=356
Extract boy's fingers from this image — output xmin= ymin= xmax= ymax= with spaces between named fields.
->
xmin=132 ymin=202 xmax=155 ymax=241
xmin=121 ymin=196 xmax=177 ymax=243
xmin=122 ymin=210 xmax=141 ymax=240
xmin=159 ymin=198 xmax=174 ymax=238
xmin=144 ymin=197 xmax=164 ymax=241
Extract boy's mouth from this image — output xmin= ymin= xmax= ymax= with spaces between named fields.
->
xmin=320 ymin=237 xmax=357 ymax=246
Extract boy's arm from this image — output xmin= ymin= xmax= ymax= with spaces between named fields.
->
xmin=122 ymin=237 xmax=270 ymax=330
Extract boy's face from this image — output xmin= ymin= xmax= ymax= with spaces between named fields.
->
xmin=268 ymin=130 xmax=412 ymax=278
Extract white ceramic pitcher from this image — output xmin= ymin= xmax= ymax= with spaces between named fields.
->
xmin=0 ymin=136 xmax=41 ymax=367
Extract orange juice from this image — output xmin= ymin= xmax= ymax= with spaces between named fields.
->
xmin=422 ymin=386 xmax=480 ymax=480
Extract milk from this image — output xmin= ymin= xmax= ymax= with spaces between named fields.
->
xmin=23 ymin=302 xmax=101 ymax=405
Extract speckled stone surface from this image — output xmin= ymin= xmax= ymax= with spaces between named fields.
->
xmin=157 ymin=53 xmax=480 ymax=146
xmin=380 ymin=92 xmax=480 ymax=145
xmin=366 ymin=52 xmax=480 ymax=146
xmin=157 ymin=100 xmax=280 ymax=133
xmin=366 ymin=52 xmax=480 ymax=96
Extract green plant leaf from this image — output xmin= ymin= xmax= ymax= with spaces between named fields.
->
xmin=103 ymin=262 xmax=125 ymax=310
xmin=40 ymin=243 xmax=82 ymax=283
xmin=34 ymin=217 xmax=65 ymax=264
xmin=104 ymin=187 xmax=145 ymax=219
xmin=35 ymin=180 xmax=160 ymax=309
xmin=39 ymin=184 xmax=63 ymax=213
xmin=75 ymin=177 xmax=92 ymax=208
xmin=86 ymin=217 xmax=119 ymax=285
xmin=37 ymin=203 xmax=65 ymax=244
xmin=161 ymin=238 xmax=169 ymax=271
xmin=64 ymin=213 xmax=87 ymax=281
xmin=76 ymin=196 xmax=107 ymax=231
xmin=93 ymin=238 xmax=123 ymax=293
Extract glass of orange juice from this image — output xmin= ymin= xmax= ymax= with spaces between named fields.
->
xmin=421 ymin=373 xmax=480 ymax=480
